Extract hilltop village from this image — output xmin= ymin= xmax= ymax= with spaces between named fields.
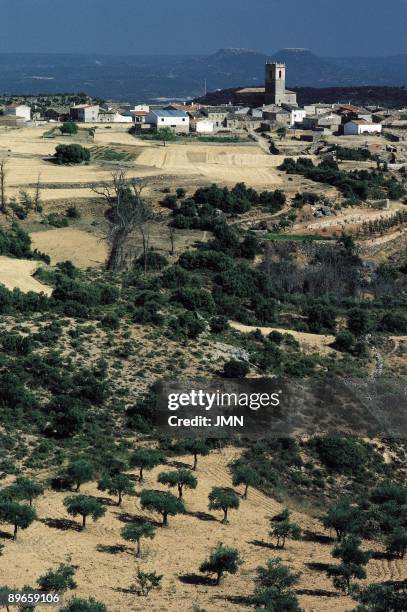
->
xmin=3 ymin=61 xmax=407 ymax=167
xmin=0 ymin=56 xmax=405 ymax=612
xmin=0 ymin=62 xmax=394 ymax=133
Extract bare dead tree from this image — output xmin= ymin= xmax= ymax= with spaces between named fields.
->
xmin=129 ymin=179 xmax=152 ymax=272
xmin=91 ymin=168 xmax=128 ymax=205
xmin=0 ymin=159 xmax=7 ymax=213
xmin=139 ymin=224 xmax=150 ymax=272
xmin=92 ymin=169 xmax=152 ymax=271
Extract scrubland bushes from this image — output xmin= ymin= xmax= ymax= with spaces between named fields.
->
xmin=54 ymin=144 xmax=90 ymax=165
xmin=279 ymin=156 xmax=405 ymax=202
xmin=171 ymin=182 xmax=286 ymax=230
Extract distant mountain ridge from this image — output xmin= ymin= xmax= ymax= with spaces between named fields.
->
xmin=0 ymin=48 xmax=407 ymax=102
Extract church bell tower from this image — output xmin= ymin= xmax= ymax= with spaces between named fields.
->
xmin=265 ymin=62 xmax=286 ymax=105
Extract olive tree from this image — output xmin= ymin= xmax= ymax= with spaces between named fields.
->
xmin=132 ymin=569 xmax=162 ymax=596
xmin=59 ymin=597 xmax=107 ymax=612
xmin=121 ymin=522 xmax=156 ymax=557
xmin=321 ymin=499 xmax=360 ymax=541
xmin=157 ymin=469 xmax=197 ymax=499
xmin=231 ymin=465 xmax=260 ymax=499
xmin=97 ymin=474 xmax=135 ymax=506
xmin=37 ymin=563 xmax=77 ymax=594
xmin=13 ymin=477 xmax=44 ymax=506
xmin=252 ymin=558 xmax=301 ymax=611
xmin=270 ymin=509 xmax=301 ymax=549
xmin=199 ymin=545 xmax=242 ymax=585
xmin=184 ymin=440 xmax=209 ymax=471
xmin=352 ymin=583 xmax=407 ymax=611
xmin=130 ymin=449 xmax=164 ymax=482
xmin=65 ymin=460 xmax=93 ymax=492
xmin=0 ymin=501 xmax=36 ymax=540
xmin=140 ymin=490 xmax=184 ymax=526
xmin=63 ymin=495 xmax=106 ymax=530
xmin=208 ymin=487 xmax=239 ymax=524
xmin=0 ymin=586 xmax=12 ymax=612
xmin=327 ymin=535 xmax=370 ymax=594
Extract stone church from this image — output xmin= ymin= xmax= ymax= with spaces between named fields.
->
xmin=234 ymin=62 xmax=297 ymax=107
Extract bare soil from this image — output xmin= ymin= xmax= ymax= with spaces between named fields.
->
xmin=229 ymin=321 xmax=336 ymax=355
xmin=30 ymin=228 xmax=108 ymax=268
xmin=1 ymin=449 xmax=404 ymax=612
xmin=0 ymin=255 xmax=52 ymax=295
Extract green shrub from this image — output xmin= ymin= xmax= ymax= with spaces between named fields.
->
xmin=100 ymin=313 xmax=120 ymax=330
xmin=162 ymin=195 xmax=177 ymax=209
xmin=333 ymin=330 xmax=355 ymax=352
xmin=66 ymin=206 xmax=81 ymax=219
xmin=54 ymin=144 xmax=90 ymax=165
xmin=312 ymin=435 xmax=370 ymax=473
xmin=169 ymin=312 xmax=205 ymax=339
xmin=176 ymin=187 xmax=186 ymax=199
xmin=173 ymin=287 xmax=215 ymax=313
xmin=0 ymin=223 xmax=33 ymax=259
xmin=223 ymin=359 xmax=249 ymax=378
xmin=45 ymin=213 xmax=69 ymax=228
xmin=210 ymin=315 xmax=229 ymax=334
xmin=259 ymin=189 xmax=286 ymax=212
xmin=377 ymin=312 xmax=407 ymax=333
xmin=161 ymin=265 xmax=196 ymax=289
xmin=60 ymin=122 xmax=79 ymax=135
xmin=135 ymin=251 xmax=168 ymax=271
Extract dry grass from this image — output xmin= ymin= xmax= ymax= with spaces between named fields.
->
xmin=30 ymin=228 xmax=108 ymax=268
xmin=0 ymin=255 xmax=52 ymax=295
xmin=0 ymin=125 xmax=285 ymax=205
xmin=229 ymin=321 xmax=336 ymax=356
xmin=1 ymin=448 xmax=404 ymax=612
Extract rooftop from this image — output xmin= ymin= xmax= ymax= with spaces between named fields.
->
xmin=236 ymin=87 xmax=265 ymax=94
xmin=347 ymin=119 xmax=371 ymax=125
xmin=71 ymin=104 xmax=99 ymax=109
xmin=6 ymin=103 xmax=28 ymax=109
xmin=164 ymin=104 xmax=201 ymax=112
xmin=338 ymin=104 xmax=369 ymax=114
xmin=152 ymin=109 xmax=188 ymax=117
xmin=204 ymin=106 xmax=239 ymax=113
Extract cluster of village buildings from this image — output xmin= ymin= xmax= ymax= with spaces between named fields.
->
xmin=2 ymin=62 xmax=405 ymax=140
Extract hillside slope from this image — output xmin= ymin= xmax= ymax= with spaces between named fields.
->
xmin=1 ymin=448 xmax=404 ymax=611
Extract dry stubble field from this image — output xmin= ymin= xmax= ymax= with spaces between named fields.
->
xmin=0 ymin=123 xmax=286 ymax=282
xmin=0 ymin=125 xmax=284 ymax=202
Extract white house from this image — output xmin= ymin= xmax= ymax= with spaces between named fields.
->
xmin=191 ymin=118 xmax=214 ymax=133
xmin=70 ymin=104 xmax=99 ymax=123
xmin=98 ymin=109 xmax=133 ymax=123
xmin=344 ymin=119 xmax=382 ymax=136
xmin=133 ymin=104 xmax=150 ymax=113
xmin=5 ymin=104 xmax=31 ymax=121
xmin=121 ymin=110 xmax=149 ymax=124
xmin=290 ymin=108 xmax=306 ymax=126
xmin=145 ymin=109 xmax=189 ymax=133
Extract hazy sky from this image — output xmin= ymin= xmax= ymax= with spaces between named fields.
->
xmin=1 ymin=0 xmax=407 ymax=56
